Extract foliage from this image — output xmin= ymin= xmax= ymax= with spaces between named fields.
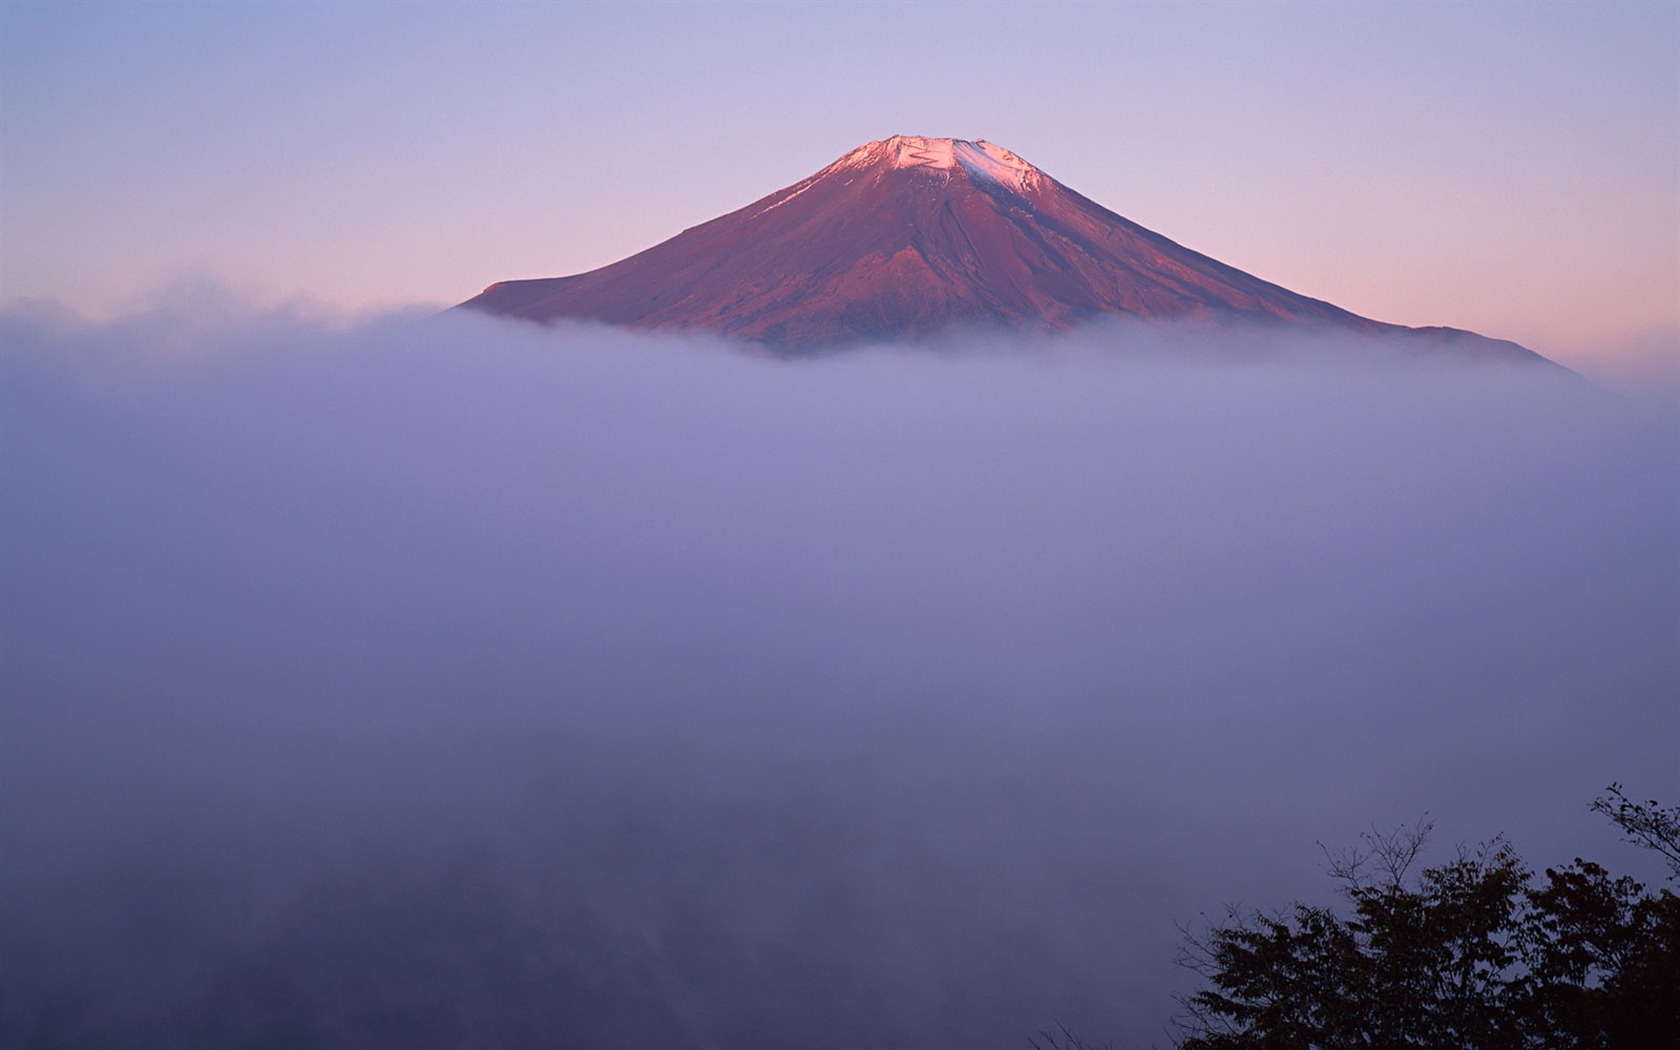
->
xmin=1172 ymin=791 xmax=1680 ymax=1050
xmin=1591 ymin=783 xmax=1680 ymax=879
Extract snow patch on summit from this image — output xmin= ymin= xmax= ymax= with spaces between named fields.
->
xmin=952 ymin=140 xmax=1041 ymax=194
xmin=834 ymin=136 xmax=1043 ymax=195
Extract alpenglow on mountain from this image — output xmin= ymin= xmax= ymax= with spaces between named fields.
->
xmin=460 ymin=135 xmax=1549 ymax=361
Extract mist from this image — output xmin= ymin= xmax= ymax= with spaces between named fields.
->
xmin=2 ymin=304 xmax=1675 ymax=1048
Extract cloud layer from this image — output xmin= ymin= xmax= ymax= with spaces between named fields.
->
xmin=2 ymin=306 xmax=1674 ymax=1047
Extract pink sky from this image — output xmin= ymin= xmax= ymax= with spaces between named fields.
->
xmin=1 ymin=2 xmax=1674 ymax=378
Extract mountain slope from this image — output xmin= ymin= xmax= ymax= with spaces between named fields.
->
xmin=460 ymin=136 xmax=1548 ymax=362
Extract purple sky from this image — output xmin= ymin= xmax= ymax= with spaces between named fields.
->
xmin=2 ymin=2 xmax=1675 ymax=374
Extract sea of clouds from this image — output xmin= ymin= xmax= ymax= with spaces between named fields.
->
xmin=2 ymin=301 xmax=1675 ymax=1048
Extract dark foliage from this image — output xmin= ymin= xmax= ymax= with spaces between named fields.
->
xmin=1173 ymin=791 xmax=1680 ymax=1050
xmin=1591 ymin=783 xmax=1680 ymax=880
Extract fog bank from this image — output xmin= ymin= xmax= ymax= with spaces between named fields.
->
xmin=2 ymin=307 xmax=1675 ymax=1048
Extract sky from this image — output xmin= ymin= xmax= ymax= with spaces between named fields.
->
xmin=2 ymin=1 xmax=1676 ymax=377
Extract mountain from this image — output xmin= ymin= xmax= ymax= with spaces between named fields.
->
xmin=459 ymin=135 xmax=1550 ymax=362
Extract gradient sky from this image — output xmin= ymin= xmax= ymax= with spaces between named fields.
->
xmin=2 ymin=1 xmax=1675 ymax=370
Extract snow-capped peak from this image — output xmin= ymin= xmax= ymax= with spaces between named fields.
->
xmin=832 ymin=136 xmax=1044 ymax=195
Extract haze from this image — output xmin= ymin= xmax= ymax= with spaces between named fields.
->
xmin=2 ymin=303 xmax=1674 ymax=1046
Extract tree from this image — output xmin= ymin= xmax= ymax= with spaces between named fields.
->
xmin=1591 ymin=783 xmax=1680 ymax=879
xmin=1172 ymin=791 xmax=1680 ymax=1050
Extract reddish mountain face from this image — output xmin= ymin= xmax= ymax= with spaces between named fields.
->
xmin=460 ymin=136 xmax=1546 ymax=361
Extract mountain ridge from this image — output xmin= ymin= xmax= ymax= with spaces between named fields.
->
xmin=459 ymin=135 xmax=1553 ymax=364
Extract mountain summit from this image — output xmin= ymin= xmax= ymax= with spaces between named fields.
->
xmin=460 ymin=135 xmax=1546 ymax=361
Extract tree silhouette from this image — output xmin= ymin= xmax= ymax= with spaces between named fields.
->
xmin=1170 ymin=789 xmax=1680 ymax=1050
xmin=1591 ymin=783 xmax=1680 ymax=879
